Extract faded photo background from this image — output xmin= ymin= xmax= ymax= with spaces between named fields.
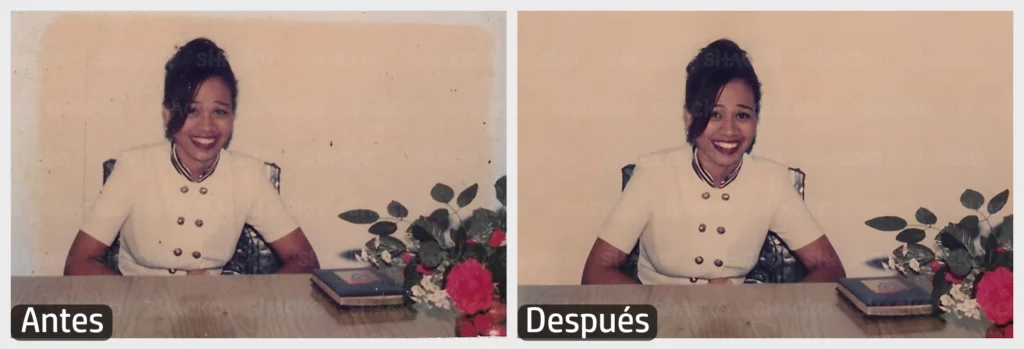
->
xmin=11 ymin=11 xmax=506 ymax=275
xmin=517 ymin=11 xmax=1012 ymax=285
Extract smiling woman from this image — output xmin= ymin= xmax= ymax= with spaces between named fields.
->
xmin=581 ymin=39 xmax=846 ymax=285
xmin=63 ymin=38 xmax=320 ymax=276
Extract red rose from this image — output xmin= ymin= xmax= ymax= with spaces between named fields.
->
xmin=416 ymin=264 xmax=434 ymax=275
xmin=930 ymin=259 xmax=942 ymax=271
xmin=445 ymin=259 xmax=494 ymax=314
xmin=487 ymin=297 xmax=507 ymax=322
xmin=401 ymin=252 xmax=413 ymax=264
xmin=458 ymin=316 xmax=478 ymax=337
xmin=486 ymin=325 xmax=507 ymax=337
xmin=976 ymin=267 xmax=1013 ymax=325
xmin=945 ymin=272 xmax=965 ymax=284
xmin=489 ymin=229 xmax=506 ymax=248
xmin=996 ymin=246 xmax=1008 ymax=253
xmin=473 ymin=313 xmax=494 ymax=334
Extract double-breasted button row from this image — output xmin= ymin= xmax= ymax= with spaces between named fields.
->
xmin=700 ymin=191 xmax=733 ymax=199
xmin=701 ymin=192 xmax=731 ymax=201
xmin=694 ymin=256 xmax=725 ymax=268
xmin=180 ymin=185 xmax=209 ymax=195
xmin=175 ymin=217 xmax=203 ymax=227
xmin=698 ymin=224 xmax=727 ymax=235
xmin=171 ymin=248 xmax=202 ymax=259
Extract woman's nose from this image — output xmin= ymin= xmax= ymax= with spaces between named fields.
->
xmin=197 ymin=112 xmax=217 ymax=130
xmin=720 ymin=116 xmax=739 ymax=135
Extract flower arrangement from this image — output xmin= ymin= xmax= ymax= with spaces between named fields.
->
xmin=865 ymin=189 xmax=1012 ymax=337
xmin=339 ymin=176 xmax=507 ymax=337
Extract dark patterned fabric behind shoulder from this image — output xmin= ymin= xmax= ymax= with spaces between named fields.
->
xmin=98 ymin=158 xmax=283 ymax=274
xmin=616 ymin=164 xmax=808 ymax=284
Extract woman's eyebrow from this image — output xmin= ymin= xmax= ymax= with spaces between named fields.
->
xmin=214 ymin=101 xmax=231 ymax=108
xmin=737 ymin=104 xmax=754 ymax=111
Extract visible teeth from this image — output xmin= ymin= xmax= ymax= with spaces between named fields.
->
xmin=192 ymin=137 xmax=215 ymax=145
xmin=714 ymin=141 xmax=738 ymax=149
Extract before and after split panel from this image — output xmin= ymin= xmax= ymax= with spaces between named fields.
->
xmin=7 ymin=7 xmax=1018 ymax=343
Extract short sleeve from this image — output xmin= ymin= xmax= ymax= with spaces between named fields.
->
xmin=80 ymin=156 xmax=136 ymax=246
xmin=596 ymin=162 xmax=654 ymax=254
xmin=768 ymin=170 xmax=825 ymax=250
xmin=245 ymin=166 xmax=300 ymax=243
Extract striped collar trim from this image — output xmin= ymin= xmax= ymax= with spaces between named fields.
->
xmin=170 ymin=142 xmax=220 ymax=183
xmin=691 ymin=147 xmax=742 ymax=189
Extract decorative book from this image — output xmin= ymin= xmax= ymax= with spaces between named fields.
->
xmin=310 ymin=268 xmax=405 ymax=307
xmin=836 ymin=277 xmax=934 ymax=317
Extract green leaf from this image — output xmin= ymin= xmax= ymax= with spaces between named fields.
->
xmin=915 ymin=207 xmax=937 ymax=225
xmin=430 ymin=183 xmax=455 ymax=204
xmin=893 ymin=243 xmax=936 ymax=265
xmin=488 ymin=246 xmax=507 ymax=302
xmin=931 ymin=268 xmax=952 ymax=312
xmin=413 ymin=217 xmax=445 ymax=245
xmin=466 ymin=208 xmax=497 ymax=241
xmin=997 ymin=215 xmax=1013 ymax=246
xmin=946 ymin=249 xmax=973 ymax=277
xmin=463 ymin=244 xmax=486 ymax=262
xmin=939 ymin=231 xmax=967 ymax=251
xmin=958 ymin=215 xmax=980 ymax=238
xmin=368 ymin=221 xmax=398 ymax=236
xmin=409 ymin=223 xmax=436 ymax=243
xmin=457 ymin=184 xmax=479 ymax=208
xmin=983 ymin=235 xmax=1000 ymax=259
xmin=429 ymin=208 xmax=451 ymax=231
xmin=992 ymin=251 xmax=1012 ymax=271
xmin=896 ymin=228 xmax=927 ymax=244
xmin=960 ymin=189 xmax=984 ymax=210
xmin=865 ymin=216 xmax=908 ymax=231
xmin=339 ymin=209 xmax=380 ymax=224
xmin=378 ymin=235 xmax=407 ymax=254
xmin=988 ymin=190 xmax=1010 ymax=214
xmin=451 ymin=227 xmax=468 ymax=246
xmin=387 ymin=201 xmax=409 ymax=218
xmin=419 ymin=241 xmax=443 ymax=268
xmin=495 ymin=176 xmax=507 ymax=207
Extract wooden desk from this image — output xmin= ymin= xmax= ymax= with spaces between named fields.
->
xmin=12 ymin=275 xmax=456 ymax=338
xmin=519 ymin=284 xmax=990 ymax=338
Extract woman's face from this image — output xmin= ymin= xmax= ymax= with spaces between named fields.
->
xmin=690 ymin=79 xmax=757 ymax=169
xmin=164 ymin=76 xmax=235 ymax=165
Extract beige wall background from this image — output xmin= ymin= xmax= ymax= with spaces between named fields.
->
xmin=518 ymin=12 xmax=1013 ymax=285
xmin=11 ymin=11 xmax=506 ymax=275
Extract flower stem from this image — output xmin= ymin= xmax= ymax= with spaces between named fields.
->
xmin=975 ymin=210 xmax=995 ymax=233
xmin=447 ymin=203 xmax=464 ymax=223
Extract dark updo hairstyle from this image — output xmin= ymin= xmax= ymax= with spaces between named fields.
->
xmin=683 ymin=39 xmax=762 ymax=153
xmin=162 ymin=37 xmax=238 ymax=141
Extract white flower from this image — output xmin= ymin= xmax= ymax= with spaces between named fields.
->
xmin=358 ymin=248 xmax=370 ymax=262
xmin=908 ymin=259 xmax=921 ymax=272
xmin=957 ymin=298 xmax=981 ymax=319
xmin=950 ymin=285 xmax=970 ymax=302
xmin=381 ymin=250 xmax=393 ymax=264
xmin=886 ymin=256 xmax=897 ymax=270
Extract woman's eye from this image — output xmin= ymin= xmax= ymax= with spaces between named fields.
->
xmin=737 ymin=113 xmax=751 ymax=119
xmin=187 ymin=107 xmax=198 ymax=115
xmin=214 ymin=109 xmax=229 ymax=116
xmin=710 ymin=112 xmax=722 ymax=118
